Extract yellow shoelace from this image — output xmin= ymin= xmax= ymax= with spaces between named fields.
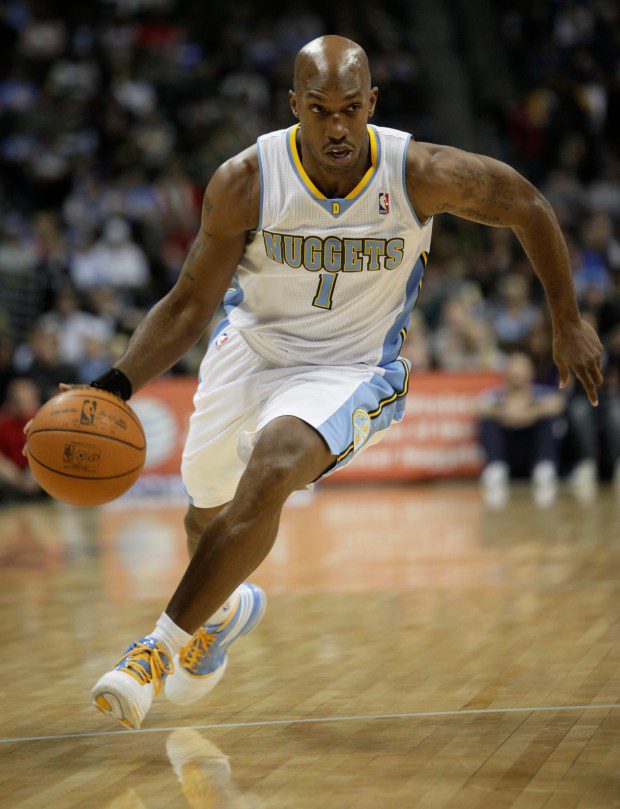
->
xmin=179 ymin=628 xmax=217 ymax=674
xmin=116 ymin=642 xmax=173 ymax=695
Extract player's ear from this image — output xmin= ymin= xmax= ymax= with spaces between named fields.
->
xmin=289 ymin=90 xmax=299 ymax=119
xmin=368 ymin=87 xmax=378 ymax=118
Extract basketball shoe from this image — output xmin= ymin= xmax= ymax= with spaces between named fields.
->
xmin=165 ymin=582 xmax=266 ymax=705
xmin=91 ymin=636 xmax=173 ymax=729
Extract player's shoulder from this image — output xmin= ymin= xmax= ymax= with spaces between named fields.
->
xmin=404 ymin=139 xmax=447 ymax=181
xmin=207 ymin=144 xmax=261 ymax=231
xmin=212 ymin=127 xmax=289 ymax=200
xmin=216 ymin=143 xmax=260 ymax=188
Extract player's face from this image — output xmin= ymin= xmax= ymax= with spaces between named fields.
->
xmin=290 ymin=82 xmax=378 ymax=174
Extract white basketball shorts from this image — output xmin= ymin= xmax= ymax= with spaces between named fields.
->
xmin=181 ymin=323 xmax=410 ymax=507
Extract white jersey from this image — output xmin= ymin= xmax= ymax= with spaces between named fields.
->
xmin=224 ymin=123 xmax=432 ymax=368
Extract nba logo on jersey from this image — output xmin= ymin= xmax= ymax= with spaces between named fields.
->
xmin=379 ymin=192 xmax=390 ymax=215
xmin=215 ymin=332 xmax=230 ymax=352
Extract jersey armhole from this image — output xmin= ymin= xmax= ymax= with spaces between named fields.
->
xmin=401 ymin=134 xmax=432 ymax=230
xmin=256 ymin=138 xmax=265 ymax=232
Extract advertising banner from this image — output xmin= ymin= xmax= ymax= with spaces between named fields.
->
xmin=128 ymin=372 xmax=502 ymax=492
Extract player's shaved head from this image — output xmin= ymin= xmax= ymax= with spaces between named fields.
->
xmin=294 ymin=35 xmax=371 ymax=94
xmin=289 ymin=35 xmax=377 ymax=189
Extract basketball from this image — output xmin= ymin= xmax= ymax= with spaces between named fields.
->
xmin=26 ymin=388 xmax=146 ymax=506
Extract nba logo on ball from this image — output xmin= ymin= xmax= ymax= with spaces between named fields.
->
xmin=378 ymin=192 xmax=390 ymax=215
xmin=215 ymin=332 xmax=230 ymax=352
xmin=352 ymin=408 xmax=371 ymax=451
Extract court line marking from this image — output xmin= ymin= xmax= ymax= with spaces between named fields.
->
xmin=1 ymin=703 xmax=618 ymax=745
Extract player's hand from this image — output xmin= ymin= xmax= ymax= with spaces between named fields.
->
xmin=553 ymin=318 xmax=604 ymax=406
xmin=22 ymin=382 xmax=90 ymax=456
xmin=58 ymin=383 xmax=92 ymax=392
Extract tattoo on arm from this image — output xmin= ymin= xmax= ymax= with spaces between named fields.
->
xmin=439 ymin=158 xmax=516 ymax=225
xmin=180 ymin=195 xmax=215 ymax=281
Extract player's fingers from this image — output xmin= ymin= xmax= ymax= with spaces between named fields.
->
xmin=22 ymin=419 xmax=33 ymax=435
xmin=592 ymin=363 xmax=604 ymax=386
xmin=556 ymin=361 xmax=570 ymax=389
xmin=575 ymin=367 xmax=598 ymax=406
xmin=59 ymin=383 xmax=72 ymax=391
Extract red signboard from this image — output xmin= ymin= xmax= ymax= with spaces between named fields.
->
xmin=129 ymin=372 xmax=501 ymax=489
xmin=329 ymin=371 xmax=502 ymax=481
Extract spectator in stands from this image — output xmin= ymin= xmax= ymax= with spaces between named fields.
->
xmin=477 ymin=353 xmax=565 ymax=508
xmin=0 ymin=333 xmax=16 ymax=407
xmin=0 ymin=378 xmax=42 ymax=503
xmin=572 ymin=212 xmax=615 ymax=301
xmin=76 ymin=336 xmax=114 ymax=384
xmin=492 ymin=274 xmax=541 ymax=352
xmin=69 ymin=218 xmax=150 ymax=293
xmin=433 ymin=299 xmax=504 ymax=371
xmin=567 ymin=324 xmax=620 ymax=496
xmin=37 ymin=287 xmax=112 ymax=365
xmin=401 ymin=311 xmax=431 ymax=372
xmin=18 ymin=328 xmax=76 ymax=401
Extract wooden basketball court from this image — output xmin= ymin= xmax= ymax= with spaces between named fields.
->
xmin=0 ymin=484 xmax=618 ymax=807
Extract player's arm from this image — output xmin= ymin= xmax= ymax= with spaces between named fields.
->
xmin=406 ymin=142 xmax=604 ymax=406
xmin=109 ymin=148 xmax=260 ymax=395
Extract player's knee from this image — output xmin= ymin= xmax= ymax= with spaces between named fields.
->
xmin=248 ymin=454 xmax=300 ymax=502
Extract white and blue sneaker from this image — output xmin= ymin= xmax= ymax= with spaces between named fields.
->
xmin=165 ymin=582 xmax=266 ymax=705
xmin=92 ymin=636 xmax=173 ymax=729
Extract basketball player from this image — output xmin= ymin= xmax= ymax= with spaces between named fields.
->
xmin=37 ymin=36 xmax=603 ymax=728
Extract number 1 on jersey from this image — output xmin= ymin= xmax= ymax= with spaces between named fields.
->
xmin=312 ymin=273 xmax=338 ymax=310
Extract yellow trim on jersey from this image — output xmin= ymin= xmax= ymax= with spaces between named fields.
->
xmin=336 ymin=359 xmax=411 ymax=462
xmin=421 ymin=251 xmax=428 ymax=266
xmin=289 ymin=125 xmax=378 ymax=201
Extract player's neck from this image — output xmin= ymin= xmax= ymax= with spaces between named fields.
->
xmin=296 ymin=129 xmax=371 ymax=199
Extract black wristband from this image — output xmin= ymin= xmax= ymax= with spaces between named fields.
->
xmin=90 ymin=368 xmax=133 ymax=401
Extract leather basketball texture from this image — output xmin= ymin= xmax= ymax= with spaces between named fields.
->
xmin=26 ymin=388 xmax=146 ymax=506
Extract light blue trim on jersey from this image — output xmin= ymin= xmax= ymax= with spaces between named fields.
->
xmin=256 ymin=138 xmax=265 ymax=231
xmin=222 ymin=275 xmax=244 ymax=318
xmin=182 ymin=481 xmax=195 ymax=505
xmin=380 ymin=254 xmax=425 ymax=365
xmin=285 ymin=125 xmax=382 ymax=218
xmin=316 ymin=358 xmax=410 ymax=477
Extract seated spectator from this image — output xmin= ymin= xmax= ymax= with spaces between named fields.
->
xmin=572 ymin=212 xmax=614 ymax=301
xmin=567 ymin=324 xmax=620 ymax=496
xmin=492 ymin=274 xmax=540 ymax=351
xmin=19 ymin=328 xmax=77 ymax=400
xmin=477 ymin=353 xmax=565 ymax=508
xmin=76 ymin=336 xmax=114 ymax=383
xmin=401 ymin=311 xmax=431 ymax=372
xmin=524 ymin=319 xmax=558 ymax=386
xmin=37 ymin=287 xmax=112 ymax=365
xmin=0 ymin=332 xmax=17 ymax=407
xmin=69 ymin=217 xmax=149 ymax=292
xmin=433 ymin=299 xmax=504 ymax=371
xmin=0 ymin=378 xmax=42 ymax=503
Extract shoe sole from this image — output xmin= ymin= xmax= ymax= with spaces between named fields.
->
xmin=92 ymin=687 xmax=142 ymax=730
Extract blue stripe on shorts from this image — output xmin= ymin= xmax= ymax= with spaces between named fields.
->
xmin=316 ymin=357 xmax=410 ymax=477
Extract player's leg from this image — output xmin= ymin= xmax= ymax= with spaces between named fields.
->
xmin=168 ymin=501 xmax=261 ymax=705
xmin=184 ymin=503 xmax=226 ymax=557
xmin=92 ymin=415 xmax=334 ymax=727
xmin=166 ymin=415 xmax=333 ymax=630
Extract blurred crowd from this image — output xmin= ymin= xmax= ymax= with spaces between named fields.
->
xmin=0 ymin=0 xmax=619 ymax=500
